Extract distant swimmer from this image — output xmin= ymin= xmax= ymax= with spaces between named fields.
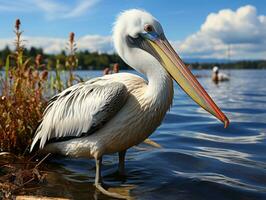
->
xmin=103 ymin=64 xmax=119 ymax=75
xmin=212 ymin=66 xmax=229 ymax=83
xmin=112 ymin=63 xmax=120 ymax=73
xmin=103 ymin=67 xmax=110 ymax=75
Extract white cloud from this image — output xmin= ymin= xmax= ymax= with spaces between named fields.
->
xmin=0 ymin=35 xmax=113 ymax=54
xmin=0 ymin=2 xmax=30 ymax=12
xmin=63 ymin=0 xmax=99 ymax=18
xmin=176 ymin=5 xmax=266 ymax=59
xmin=0 ymin=0 xmax=99 ymax=20
xmin=78 ymin=35 xmax=113 ymax=53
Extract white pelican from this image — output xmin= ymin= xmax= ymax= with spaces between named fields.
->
xmin=212 ymin=66 xmax=230 ymax=83
xmin=31 ymin=9 xmax=229 ymax=198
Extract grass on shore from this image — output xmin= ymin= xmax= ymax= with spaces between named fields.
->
xmin=0 ymin=19 xmax=79 ymax=154
xmin=0 ymin=19 xmax=81 ymax=199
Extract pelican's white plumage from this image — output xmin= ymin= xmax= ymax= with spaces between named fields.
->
xmin=32 ymin=72 xmax=173 ymax=158
xmin=30 ymin=9 xmax=228 ymax=198
xmin=31 ymin=79 xmax=128 ymax=150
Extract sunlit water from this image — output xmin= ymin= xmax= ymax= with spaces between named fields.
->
xmin=35 ymin=70 xmax=266 ymax=199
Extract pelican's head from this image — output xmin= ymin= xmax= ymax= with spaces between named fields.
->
xmin=113 ymin=9 xmax=229 ymax=127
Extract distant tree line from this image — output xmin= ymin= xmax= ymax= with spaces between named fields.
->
xmin=190 ymin=61 xmax=266 ymax=69
xmin=0 ymin=46 xmax=130 ymax=70
xmin=0 ymin=46 xmax=265 ymax=70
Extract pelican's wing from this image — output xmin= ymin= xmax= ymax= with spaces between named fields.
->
xmin=30 ymin=79 xmax=128 ymax=151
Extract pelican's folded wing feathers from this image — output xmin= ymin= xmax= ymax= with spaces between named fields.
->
xmin=30 ymin=79 xmax=128 ymax=151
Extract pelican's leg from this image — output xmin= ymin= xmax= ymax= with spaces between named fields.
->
xmin=118 ymin=150 xmax=126 ymax=176
xmin=95 ymin=157 xmax=102 ymax=185
xmin=94 ymin=157 xmax=126 ymax=199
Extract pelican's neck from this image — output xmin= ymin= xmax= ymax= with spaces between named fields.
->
xmin=113 ymin=29 xmax=173 ymax=106
xmin=144 ymin=64 xmax=173 ymax=108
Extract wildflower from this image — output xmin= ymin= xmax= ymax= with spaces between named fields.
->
xmin=69 ymin=32 xmax=75 ymax=45
xmin=15 ymin=19 xmax=21 ymax=30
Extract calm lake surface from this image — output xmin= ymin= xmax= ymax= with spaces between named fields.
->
xmin=39 ymin=70 xmax=266 ymax=200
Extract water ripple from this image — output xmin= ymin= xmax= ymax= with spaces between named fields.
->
xmin=181 ymin=131 xmax=266 ymax=144
xmin=195 ymin=147 xmax=266 ymax=169
xmin=173 ymin=171 xmax=266 ymax=192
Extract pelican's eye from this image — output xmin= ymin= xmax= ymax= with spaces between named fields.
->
xmin=144 ymin=24 xmax=154 ymax=33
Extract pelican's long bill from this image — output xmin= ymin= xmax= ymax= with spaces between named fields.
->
xmin=147 ymin=36 xmax=229 ymax=128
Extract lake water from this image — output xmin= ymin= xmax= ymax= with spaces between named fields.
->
xmin=37 ymin=70 xmax=266 ymax=200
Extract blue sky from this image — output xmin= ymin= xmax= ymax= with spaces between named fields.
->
xmin=0 ymin=0 xmax=266 ymax=59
